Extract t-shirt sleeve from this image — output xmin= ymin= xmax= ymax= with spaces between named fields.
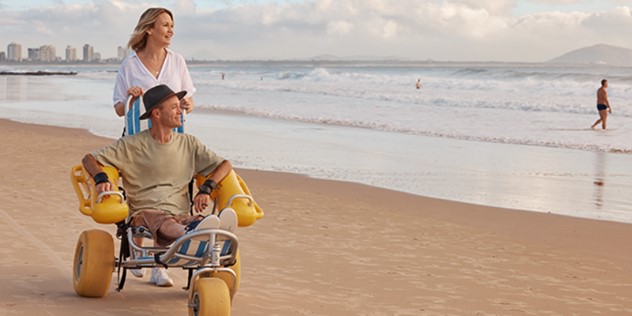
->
xmin=192 ymin=137 xmax=224 ymax=176
xmin=92 ymin=139 xmax=128 ymax=169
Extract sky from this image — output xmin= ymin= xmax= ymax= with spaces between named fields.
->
xmin=1 ymin=0 xmax=632 ymax=62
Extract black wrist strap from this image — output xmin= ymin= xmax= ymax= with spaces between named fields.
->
xmin=197 ymin=179 xmax=218 ymax=196
xmin=94 ymin=172 xmax=109 ymax=185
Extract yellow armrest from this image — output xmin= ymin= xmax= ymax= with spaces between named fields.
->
xmin=70 ymin=165 xmax=129 ymax=224
xmin=196 ymin=169 xmax=264 ymax=227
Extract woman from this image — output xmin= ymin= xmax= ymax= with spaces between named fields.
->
xmin=113 ymin=7 xmax=196 ymax=117
xmin=113 ymin=7 xmax=196 ymax=286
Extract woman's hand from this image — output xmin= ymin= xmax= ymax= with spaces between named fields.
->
xmin=180 ymin=97 xmax=195 ymax=113
xmin=127 ymin=86 xmax=143 ymax=98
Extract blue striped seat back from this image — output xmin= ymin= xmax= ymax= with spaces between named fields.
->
xmin=165 ymin=239 xmax=232 ymax=267
xmin=124 ymin=96 xmax=185 ymax=136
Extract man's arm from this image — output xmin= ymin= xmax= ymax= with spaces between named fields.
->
xmin=206 ymin=160 xmax=232 ymax=187
xmin=193 ymin=160 xmax=232 ymax=213
xmin=82 ymin=154 xmax=113 ymax=192
xmin=603 ymin=90 xmax=612 ymax=113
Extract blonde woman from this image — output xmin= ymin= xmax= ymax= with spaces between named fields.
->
xmin=113 ymin=7 xmax=196 ymax=118
xmin=113 ymin=7 xmax=196 ymax=287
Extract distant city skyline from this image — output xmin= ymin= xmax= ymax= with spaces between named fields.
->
xmin=1 ymin=0 xmax=632 ymax=62
xmin=0 ymin=42 xmax=128 ymax=63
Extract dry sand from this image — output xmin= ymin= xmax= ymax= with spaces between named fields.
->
xmin=1 ymin=119 xmax=631 ymax=315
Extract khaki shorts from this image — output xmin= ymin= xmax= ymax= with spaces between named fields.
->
xmin=130 ymin=209 xmax=201 ymax=247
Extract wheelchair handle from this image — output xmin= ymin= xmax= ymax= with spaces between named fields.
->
xmin=97 ymin=191 xmax=126 ymax=204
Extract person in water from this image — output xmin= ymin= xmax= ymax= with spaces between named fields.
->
xmin=591 ymin=79 xmax=612 ymax=130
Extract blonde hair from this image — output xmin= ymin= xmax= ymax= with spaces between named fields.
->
xmin=128 ymin=7 xmax=174 ymax=52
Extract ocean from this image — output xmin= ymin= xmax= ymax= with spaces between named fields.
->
xmin=1 ymin=61 xmax=631 ymax=222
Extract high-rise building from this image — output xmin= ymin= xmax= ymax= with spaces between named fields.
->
xmin=28 ymin=48 xmax=40 ymax=61
xmin=83 ymin=44 xmax=94 ymax=62
xmin=117 ymin=46 xmax=129 ymax=60
xmin=0 ymin=52 xmax=6 ymax=62
xmin=7 ymin=42 xmax=22 ymax=61
xmin=39 ymin=45 xmax=56 ymax=62
xmin=66 ymin=45 xmax=77 ymax=62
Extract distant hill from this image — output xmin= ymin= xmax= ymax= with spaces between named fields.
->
xmin=311 ymin=54 xmax=341 ymax=61
xmin=548 ymin=44 xmax=632 ymax=66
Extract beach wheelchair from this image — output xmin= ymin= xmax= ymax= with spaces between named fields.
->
xmin=68 ymin=97 xmax=264 ymax=315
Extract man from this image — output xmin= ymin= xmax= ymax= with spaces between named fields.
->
xmin=82 ymin=84 xmax=232 ymax=286
xmin=591 ymin=79 xmax=612 ymax=129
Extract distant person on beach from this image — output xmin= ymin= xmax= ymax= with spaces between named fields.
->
xmin=416 ymin=78 xmax=422 ymax=89
xmin=112 ymin=7 xmax=196 ymax=118
xmin=591 ymin=79 xmax=612 ymax=130
xmin=83 ymin=85 xmax=232 ymax=287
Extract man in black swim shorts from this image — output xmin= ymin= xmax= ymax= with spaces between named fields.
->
xmin=591 ymin=79 xmax=612 ymax=129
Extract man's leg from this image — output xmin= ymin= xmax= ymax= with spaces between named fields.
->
xmin=156 ymin=217 xmax=188 ymax=242
xmin=130 ymin=210 xmax=198 ymax=287
xmin=599 ymin=110 xmax=608 ymax=129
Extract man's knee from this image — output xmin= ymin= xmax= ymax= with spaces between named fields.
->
xmin=157 ymin=217 xmax=187 ymax=241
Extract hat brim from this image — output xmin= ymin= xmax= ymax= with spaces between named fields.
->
xmin=139 ymin=90 xmax=188 ymax=120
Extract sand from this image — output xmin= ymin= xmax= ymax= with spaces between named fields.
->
xmin=1 ymin=118 xmax=632 ymax=315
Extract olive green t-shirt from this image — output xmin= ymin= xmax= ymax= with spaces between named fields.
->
xmin=92 ymin=130 xmax=224 ymax=215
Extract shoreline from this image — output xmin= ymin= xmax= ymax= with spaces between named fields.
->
xmin=195 ymin=105 xmax=632 ymax=155
xmin=2 ymin=118 xmax=632 ymax=314
xmin=0 ymin=70 xmax=78 ymax=76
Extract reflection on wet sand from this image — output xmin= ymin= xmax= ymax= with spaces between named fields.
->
xmin=593 ymin=151 xmax=605 ymax=208
xmin=0 ymin=76 xmax=28 ymax=101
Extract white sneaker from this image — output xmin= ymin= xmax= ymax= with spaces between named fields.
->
xmin=186 ymin=215 xmax=220 ymax=233
xmin=149 ymin=267 xmax=173 ymax=287
xmin=129 ymin=268 xmax=145 ymax=278
xmin=218 ymin=208 xmax=238 ymax=233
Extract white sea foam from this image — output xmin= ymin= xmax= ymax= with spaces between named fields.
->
xmin=189 ymin=61 xmax=632 ymax=154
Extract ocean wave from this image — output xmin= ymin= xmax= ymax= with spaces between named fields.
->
xmin=191 ymin=64 xmax=632 ymax=117
xmin=197 ymin=104 xmax=632 ymax=154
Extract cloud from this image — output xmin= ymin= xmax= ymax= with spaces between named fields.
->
xmin=0 ymin=1 xmax=140 ymax=57
xmin=1 ymin=0 xmax=631 ymax=61
xmin=326 ymin=20 xmax=354 ymax=35
xmin=529 ymin=0 xmax=580 ymax=4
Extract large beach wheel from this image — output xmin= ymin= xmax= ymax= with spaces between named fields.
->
xmin=201 ymin=248 xmax=241 ymax=298
xmin=189 ymin=278 xmax=231 ymax=316
xmin=73 ymin=229 xmax=115 ymax=297
xmin=217 ymin=249 xmax=241 ymax=297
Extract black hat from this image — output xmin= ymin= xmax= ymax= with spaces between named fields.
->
xmin=139 ymin=84 xmax=187 ymax=120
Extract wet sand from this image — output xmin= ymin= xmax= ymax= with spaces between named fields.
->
xmin=1 ymin=119 xmax=632 ymax=315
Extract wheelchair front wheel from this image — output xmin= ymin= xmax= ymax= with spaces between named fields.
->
xmin=189 ymin=277 xmax=231 ymax=316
